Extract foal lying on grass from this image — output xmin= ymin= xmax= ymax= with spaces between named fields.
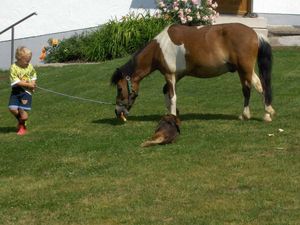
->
xmin=141 ymin=114 xmax=180 ymax=147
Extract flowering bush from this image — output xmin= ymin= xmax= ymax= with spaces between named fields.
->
xmin=157 ymin=0 xmax=218 ymax=26
xmin=40 ymin=12 xmax=171 ymax=63
xmin=42 ymin=35 xmax=89 ymax=63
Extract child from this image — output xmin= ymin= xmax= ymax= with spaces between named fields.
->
xmin=8 ymin=46 xmax=37 ymax=135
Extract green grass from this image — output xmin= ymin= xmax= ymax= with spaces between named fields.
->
xmin=0 ymin=48 xmax=299 ymax=225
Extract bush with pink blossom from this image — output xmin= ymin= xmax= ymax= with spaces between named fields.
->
xmin=157 ymin=0 xmax=219 ymax=26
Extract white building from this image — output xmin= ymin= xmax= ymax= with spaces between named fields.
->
xmin=0 ymin=0 xmax=299 ymax=70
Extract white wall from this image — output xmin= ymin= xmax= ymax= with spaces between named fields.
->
xmin=253 ymin=0 xmax=300 ymax=14
xmin=1 ymin=0 xmax=299 ymax=42
xmin=0 ymin=0 xmax=157 ymax=42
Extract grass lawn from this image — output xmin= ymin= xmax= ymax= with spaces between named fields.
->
xmin=0 ymin=48 xmax=299 ymax=225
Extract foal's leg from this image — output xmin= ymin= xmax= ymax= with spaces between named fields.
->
xmin=163 ymin=74 xmax=177 ymax=115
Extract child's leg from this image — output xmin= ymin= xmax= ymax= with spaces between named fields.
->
xmin=9 ymin=108 xmax=28 ymax=135
xmin=9 ymin=108 xmax=28 ymax=128
xmin=9 ymin=108 xmax=19 ymax=118
xmin=18 ymin=109 xmax=28 ymax=126
xmin=8 ymin=92 xmax=31 ymax=134
xmin=9 ymin=108 xmax=21 ymax=124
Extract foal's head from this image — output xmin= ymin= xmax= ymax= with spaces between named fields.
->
xmin=111 ymin=60 xmax=139 ymax=120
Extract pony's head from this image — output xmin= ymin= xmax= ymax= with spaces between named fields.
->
xmin=111 ymin=60 xmax=139 ymax=120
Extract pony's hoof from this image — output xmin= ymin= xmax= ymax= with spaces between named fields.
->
xmin=270 ymin=109 xmax=276 ymax=116
xmin=263 ymin=113 xmax=272 ymax=122
xmin=239 ymin=113 xmax=251 ymax=121
xmin=265 ymin=105 xmax=275 ymax=116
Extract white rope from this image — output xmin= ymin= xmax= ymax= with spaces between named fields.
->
xmin=36 ymin=86 xmax=114 ymax=105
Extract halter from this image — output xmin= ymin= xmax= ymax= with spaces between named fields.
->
xmin=125 ymin=76 xmax=138 ymax=109
xmin=126 ymin=76 xmax=133 ymax=95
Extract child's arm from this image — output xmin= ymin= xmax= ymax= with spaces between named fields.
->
xmin=16 ymin=80 xmax=36 ymax=91
xmin=9 ymin=64 xmax=37 ymax=91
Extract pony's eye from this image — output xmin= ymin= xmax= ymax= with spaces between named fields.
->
xmin=117 ymin=87 xmax=122 ymax=93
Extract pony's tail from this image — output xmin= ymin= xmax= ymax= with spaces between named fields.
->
xmin=140 ymin=136 xmax=164 ymax=147
xmin=257 ymin=34 xmax=273 ymax=105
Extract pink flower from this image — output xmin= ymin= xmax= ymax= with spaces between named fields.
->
xmin=207 ymin=0 xmax=212 ymax=5
xmin=202 ymin=15 xmax=209 ymax=21
xmin=210 ymin=3 xmax=217 ymax=9
xmin=159 ymin=2 xmax=165 ymax=8
xmin=191 ymin=0 xmax=199 ymax=4
xmin=185 ymin=8 xmax=191 ymax=13
xmin=180 ymin=17 xmax=187 ymax=24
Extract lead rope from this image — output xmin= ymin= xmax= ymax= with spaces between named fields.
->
xmin=36 ymin=86 xmax=114 ymax=105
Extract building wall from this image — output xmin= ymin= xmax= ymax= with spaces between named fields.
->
xmin=1 ymin=0 xmax=299 ymax=42
xmin=1 ymin=0 xmax=300 ymax=70
xmin=0 ymin=28 xmax=98 ymax=70
xmin=0 ymin=0 xmax=156 ymax=69
xmin=253 ymin=0 xmax=300 ymax=26
xmin=0 ymin=0 xmax=156 ymax=42
xmin=253 ymin=0 xmax=300 ymax=14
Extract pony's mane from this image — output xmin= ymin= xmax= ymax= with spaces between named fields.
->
xmin=110 ymin=43 xmax=150 ymax=85
xmin=110 ymin=58 xmax=135 ymax=85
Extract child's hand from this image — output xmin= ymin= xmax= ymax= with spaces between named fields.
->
xmin=27 ymin=82 xmax=37 ymax=91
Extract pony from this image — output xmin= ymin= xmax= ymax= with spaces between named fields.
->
xmin=111 ymin=23 xmax=275 ymax=122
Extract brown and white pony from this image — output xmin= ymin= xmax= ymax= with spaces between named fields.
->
xmin=111 ymin=23 xmax=275 ymax=122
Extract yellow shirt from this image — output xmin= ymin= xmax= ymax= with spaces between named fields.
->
xmin=9 ymin=63 xmax=37 ymax=92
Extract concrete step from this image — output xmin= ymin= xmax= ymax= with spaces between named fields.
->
xmin=215 ymin=15 xmax=268 ymax=37
xmin=268 ymin=25 xmax=300 ymax=46
xmin=269 ymin=35 xmax=300 ymax=47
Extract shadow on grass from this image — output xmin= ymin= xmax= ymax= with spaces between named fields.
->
xmin=0 ymin=127 xmax=16 ymax=133
xmin=93 ymin=113 xmax=261 ymax=125
xmin=182 ymin=113 xmax=261 ymax=122
xmin=92 ymin=114 xmax=161 ymax=125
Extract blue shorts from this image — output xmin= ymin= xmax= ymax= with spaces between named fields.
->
xmin=8 ymin=91 xmax=32 ymax=111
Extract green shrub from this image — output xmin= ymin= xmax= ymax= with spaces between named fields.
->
xmin=45 ymin=12 xmax=171 ymax=63
xmin=44 ymin=34 xmax=91 ymax=63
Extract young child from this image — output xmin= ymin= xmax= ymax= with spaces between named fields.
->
xmin=8 ymin=46 xmax=37 ymax=135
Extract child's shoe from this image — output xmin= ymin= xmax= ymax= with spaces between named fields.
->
xmin=17 ymin=121 xmax=27 ymax=129
xmin=17 ymin=125 xmax=27 ymax=135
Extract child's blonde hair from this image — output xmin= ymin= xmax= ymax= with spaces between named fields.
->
xmin=15 ymin=46 xmax=32 ymax=60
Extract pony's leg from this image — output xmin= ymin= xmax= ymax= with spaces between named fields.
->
xmin=163 ymin=83 xmax=171 ymax=112
xmin=239 ymin=83 xmax=252 ymax=120
xmin=164 ymin=74 xmax=177 ymax=115
xmin=251 ymin=71 xmax=275 ymax=122
xmin=251 ymin=72 xmax=275 ymax=122
xmin=238 ymin=67 xmax=263 ymax=121
xmin=264 ymin=105 xmax=275 ymax=122
xmin=257 ymin=35 xmax=275 ymax=121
